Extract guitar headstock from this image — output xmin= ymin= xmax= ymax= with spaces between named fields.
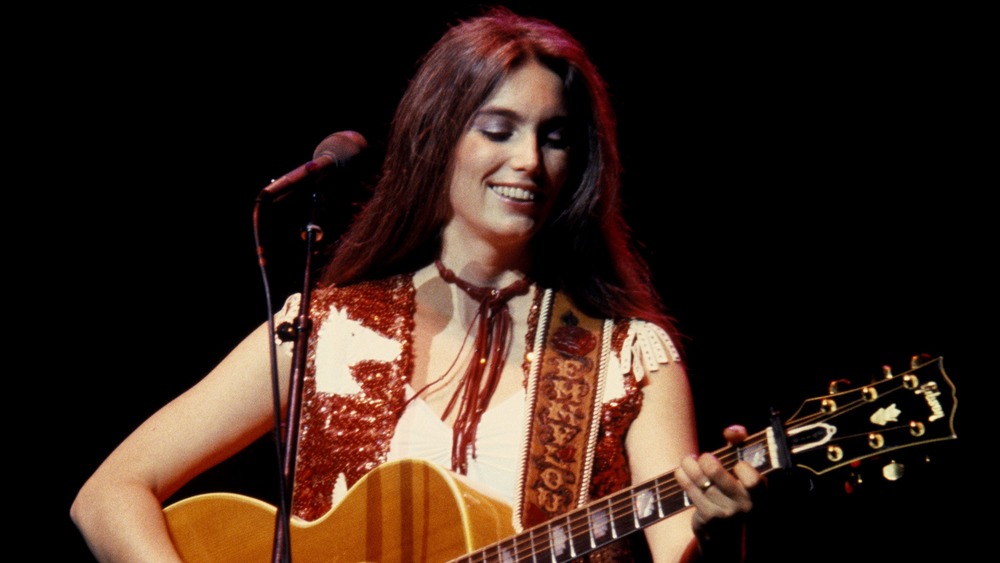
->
xmin=779 ymin=355 xmax=957 ymax=477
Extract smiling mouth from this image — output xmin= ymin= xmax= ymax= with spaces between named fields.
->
xmin=489 ymin=184 xmax=537 ymax=202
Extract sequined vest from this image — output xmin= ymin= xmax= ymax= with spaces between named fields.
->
xmin=290 ymin=275 xmax=646 ymax=557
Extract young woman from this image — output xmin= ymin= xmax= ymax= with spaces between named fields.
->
xmin=72 ymin=8 xmax=760 ymax=562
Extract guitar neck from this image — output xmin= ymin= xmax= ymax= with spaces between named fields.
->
xmin=456 ymin=432 xmax=778 ymax=563
xmin=457 ymin=356 xmax=959 ymax=563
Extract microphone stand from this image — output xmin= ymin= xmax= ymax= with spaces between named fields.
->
xmin=271 ymin=191 xmax=324 ymax=563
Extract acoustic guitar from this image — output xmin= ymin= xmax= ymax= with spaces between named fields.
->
xmin=164 ymin=355 xmax=958 ymax=562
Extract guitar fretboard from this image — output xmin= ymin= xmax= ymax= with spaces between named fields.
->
xmin=457 ymin=435 xmax=775 ymax=563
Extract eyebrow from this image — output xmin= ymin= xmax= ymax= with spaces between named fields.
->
xmin=473 ymin=107 xmax=520 ymax=121
xmin=472 ymin=107 xmax=570 ymax=126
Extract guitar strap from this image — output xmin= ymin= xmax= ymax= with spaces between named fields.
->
xmin=516 ymin=288 xmax=611 ymax=530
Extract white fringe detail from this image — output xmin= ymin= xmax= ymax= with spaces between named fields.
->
xmin=619 ymin=320 xmax=680 ymax=385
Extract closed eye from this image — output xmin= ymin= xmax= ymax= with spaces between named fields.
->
xmin=540 ymin=119 xmax=571 ymax=150
xmin=542 ymin=128 xmax=569 ymax=149
xmin=480 ymin=129 xmax=513 ymax=142
xmin=471 ymin=110 xmax=516 ymax=142
xmin=470 ymin=109 xmax=571 ymax=148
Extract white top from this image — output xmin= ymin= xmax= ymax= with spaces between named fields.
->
xmin=387 ymin=385 xmax=526 ymax=505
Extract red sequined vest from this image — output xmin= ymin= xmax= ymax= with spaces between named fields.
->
xmin=290 ymin=274 xmax=644 ymax=528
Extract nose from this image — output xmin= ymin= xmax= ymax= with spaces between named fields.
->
xmin=509 ymin=133 xmax=540 ymax=175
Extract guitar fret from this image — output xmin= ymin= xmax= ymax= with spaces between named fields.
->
xmin=609 ymin=489 xmax=633 ymax=541
xmin=548 ymin=517 xmax=571 ymax=562
xmin=520 ymin=528 xmax=536 ymax=563
xmin=743 ymin=434 xmax=774 ymax=471
xmin=570 ymin=506 xmax=594 ymax=557
xmin=633 ymin=481 xmax=659 ymax=528
xmin=655 ymin=480 xmax=666 ymax=519
xmin=502 ymin=538 xmax=518 ymax=563
xmin=485 ymin=537 xmax=513 ymax=563
xmin=589 ymin=497 xmax=613 ymax=546
xmin=527 ymin=525 xmax=553 ymax=563
xmin=658 ymin=475 xmax=688 ymax=514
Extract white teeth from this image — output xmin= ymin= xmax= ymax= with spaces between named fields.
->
xmin=489 ymin=184 xmax=536 ymax=201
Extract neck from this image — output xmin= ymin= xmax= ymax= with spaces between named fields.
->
xmin=439 ymin=230 xmax=531 ymax=288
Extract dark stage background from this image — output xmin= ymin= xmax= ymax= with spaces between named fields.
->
xmin=46 ymin=2 xmax=981 ymax=561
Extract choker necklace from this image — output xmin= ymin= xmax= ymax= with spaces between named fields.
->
xmin=433 ymin=259 xmax=530 ymax=474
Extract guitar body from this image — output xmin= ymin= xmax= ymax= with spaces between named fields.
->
xmin=164 ymin=459 xmax=514 ymax=563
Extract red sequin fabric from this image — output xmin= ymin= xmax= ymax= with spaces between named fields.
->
xmin=289 ymin=275 xmax=648 ymax=524
xmin=290 ymin=274 xmax=416 ymax=521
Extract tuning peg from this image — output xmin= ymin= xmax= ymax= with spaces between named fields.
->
xmin=911 ymin=353 xmax=934 ymax=369
xmin=882 ymin=460 xmax=905 ymax=481
xmin=828 ymin=378 xmax=851 ymax=394
xmin=881 ymin=365 xmax=893 ymax=379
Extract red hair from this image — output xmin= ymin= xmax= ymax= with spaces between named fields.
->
xmin=322 ymin=7 xmax=677 ymax=339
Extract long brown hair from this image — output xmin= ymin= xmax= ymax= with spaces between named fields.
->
xmin=322 ymin=7 xmax=676 ymax=333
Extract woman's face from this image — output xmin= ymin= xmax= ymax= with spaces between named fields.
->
xmin=444 ymin=59 xmax=571 ymax=250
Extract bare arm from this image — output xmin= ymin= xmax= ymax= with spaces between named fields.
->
xmin=627 ymin=361 xmax=761 ymax=563
xmin=626 ymin=360 xmax=701 ymax=562
xmin=70 ymin=321 xmax=290 ymax=562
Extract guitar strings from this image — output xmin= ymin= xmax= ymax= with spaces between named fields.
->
xmin=463 ymin=438 xmax=760 ymax=561
xmin=463 ymin=369 xmax=948 ymax=561
xmin=797 ymin=380 xmax=910 ymax=448
xmin=468 ymin=370 xmax=914 ymax=561
xmin=478 ymin=376 xmax=923 ymax=559
xmin=783 ymin=376 xmax=910 ymax=430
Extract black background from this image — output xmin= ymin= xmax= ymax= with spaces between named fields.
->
xmin=35 ymin=2 xmax=983 ymax=561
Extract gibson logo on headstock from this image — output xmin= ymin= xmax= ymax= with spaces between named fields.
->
xmin=916 ymin=381 xmax=945 ymax=422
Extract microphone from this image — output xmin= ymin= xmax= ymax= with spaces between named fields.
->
xmin=258 ymin=130 xmax=367 ymax=202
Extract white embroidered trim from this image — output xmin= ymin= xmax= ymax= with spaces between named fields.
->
xmin=618 ymin=320 xmax=680 ymax=384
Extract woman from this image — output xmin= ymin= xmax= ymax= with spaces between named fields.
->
xmin=72 ymin=8 xmax=760 ymax=562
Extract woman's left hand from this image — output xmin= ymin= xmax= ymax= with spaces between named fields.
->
xmin=675 ymin=424 xmax=763 ymax=559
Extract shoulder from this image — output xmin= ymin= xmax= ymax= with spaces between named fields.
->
xmin=276 ymin=274 xmax=417 ymax=326
xmin=313 ymin=273 xmax=416 ymax=310
xmin=317 ymin=272 xmax=416 ymax=298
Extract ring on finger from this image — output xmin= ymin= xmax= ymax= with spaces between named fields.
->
xmin=700 ymin=479 xmax=712 ymax=491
